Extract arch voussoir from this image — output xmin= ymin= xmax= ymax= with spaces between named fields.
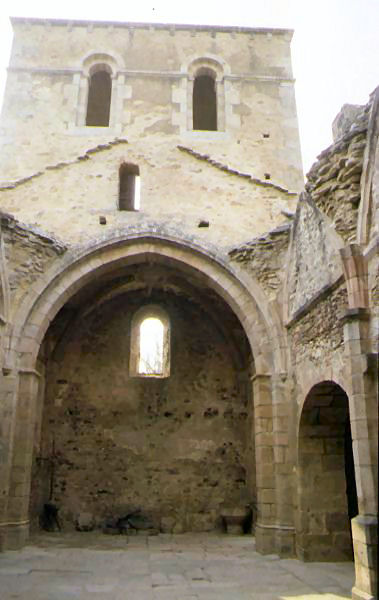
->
xmin=10 ymin=235 xmax=283 ymax=373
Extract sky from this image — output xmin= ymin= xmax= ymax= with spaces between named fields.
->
xmin=0 ymin=0 xmax=378 ymax=175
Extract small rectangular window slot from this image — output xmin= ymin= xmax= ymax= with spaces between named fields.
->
xmin=119 ymin=163 xmax=140 ymax=211
xmin=264 ymin=173 xmax=271 ymax=180
xmin=198 ymin=220 xmax=210 ymax=228
xmin=263 ymin=133 xmax=270 ymax=138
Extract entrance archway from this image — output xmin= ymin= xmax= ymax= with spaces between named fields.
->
xmin=297 ymin=381 xmax=358 ymax=561
xmin=2 ymin=233 xmax=282 ymax=548
xmin=29 ymin=260 xmax=255 ymax=532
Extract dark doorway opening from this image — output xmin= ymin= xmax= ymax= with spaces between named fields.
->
xmin=297 ymin=381 xmax=357 ymax=561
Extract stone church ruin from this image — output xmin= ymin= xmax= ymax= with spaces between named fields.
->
xmin=0 ymin=17 xmax=377 ymax=600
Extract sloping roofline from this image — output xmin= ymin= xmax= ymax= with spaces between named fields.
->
xmin=10 ymin=16 xmax=293 ymax=37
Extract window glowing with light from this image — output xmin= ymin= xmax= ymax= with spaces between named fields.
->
xmin=138 ymin=317 xmax=164 ymax=375
xmin=134 ymin=175 xmax=141 ymax=210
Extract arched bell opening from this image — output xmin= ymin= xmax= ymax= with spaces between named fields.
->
xmin=85 ymin=65 xmax=112 ymax=127
xmin=193 ymin=68 xmax=217 ymax=131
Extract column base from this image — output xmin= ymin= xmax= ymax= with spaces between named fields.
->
xmin=255 ymin=522 xmax=276 ymax=554
xmin=351 ymin=515 xmax=378 ymax=600
xmin=275 ymin=526 xmax=295 ymax=557
xmin=352 ymin=587 xmax=376 ymax=600
xmin=0 ymin=521 xmax=29 ymax=551
xmin=255 ymin=522 xmax=295 ymax=557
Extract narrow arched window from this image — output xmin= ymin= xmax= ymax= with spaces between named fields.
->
xmin=193 ymin=72 xmax=217 ymax=131
xmin=119 ymin=163 xmax=140 ymax=211
xmin=86 ymin=68 xmax=112 ymax=127
xmin=130 ymin=306 xmax=170 ymax=378
xmin=139 ymin=317 xmax=164 ymax=375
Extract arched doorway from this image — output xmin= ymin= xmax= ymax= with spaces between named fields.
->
xmin=297 ymin=381 xmax=358 ymax=561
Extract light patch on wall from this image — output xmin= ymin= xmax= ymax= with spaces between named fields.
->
xmin=134 ymin=175 xmax=141 ymax=211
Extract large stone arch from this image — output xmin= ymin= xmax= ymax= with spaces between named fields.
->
xmin=1 ymin=232 xmax=290 ymax=551
xmin=8 ymin=233 xmax=284 ymax=373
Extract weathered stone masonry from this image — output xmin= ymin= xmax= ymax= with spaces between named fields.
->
xmin=0 ymin=18 xmax=377 ymax=600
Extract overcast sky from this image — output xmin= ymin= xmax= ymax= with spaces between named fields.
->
xmin=0 ymin=0 xmax=378 ymax=175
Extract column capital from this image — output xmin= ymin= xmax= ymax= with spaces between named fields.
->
xmin=251 ymin=372 xmax=271 ymax=383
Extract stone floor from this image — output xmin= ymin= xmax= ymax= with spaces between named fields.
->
xmin=0 ymin=532 xmax=355 ymax=599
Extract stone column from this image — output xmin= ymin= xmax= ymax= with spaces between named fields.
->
xmin=109 ymin=73 xmax=119 ymax=129
xmin=215 ymin=76 xmax=226 ymax=132
xmin=1 ymin=369 xmax=40 ymax=550
xmin=340 ymin=245 xmax=378 ymax=600
xmin=186 ymin=75 xmax=194 ymax=131
xmin=271 ymin=373 xmax=296 ymax=556
xmin=76 ymin=75 xmax=89 ymax=127
xmin=343 ymin=309 xmax=378 ymax=600
xmin=0 ymin=371 xmax=20 ymax=550
xmin=252 ymin=373 xmax=276 ymax=554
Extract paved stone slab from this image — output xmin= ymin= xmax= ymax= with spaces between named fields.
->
xmin=0 ymin=532 xmax=354 ymax=599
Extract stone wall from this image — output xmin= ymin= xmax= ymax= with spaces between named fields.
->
xmin=0 ymin=138 xmax=298 ymax=249
xmin=305 ymin=102 xmax=370 ymax=243
xmin=285 ymin=193 xmax=345 ymax=322
xmin=0 ymin=212 xmax=66 ymax=317
xmin=229 ymin=223 xmax=290 ymax=302
xmin=30 ymin=287 xmax=253 ymax=533
xmin=288 ymin=284 xmax=347 ymax=370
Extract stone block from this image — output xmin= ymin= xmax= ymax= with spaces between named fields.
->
xmin=308 ymin=512 xmax=327 ymax=534
xmin=0 ymin=522 xmax=29 ymax=550
xmin=321 ymin=453 xmax=345 ymax=470
xmin=255 ymin=446 xmax=273 ymax=463
xmin=260 ymin=489 xmax=276 ymax=504
xmin=255 ymin=433 xmax=274 ymax=446
xmin=299 ymin=533 xmax=348 ymax=561
xmin=256 ymin=473 xmax=275 ymax=488
xmin=6 ymin=496 xmax=30 ymax=521
xmin=273 ymin=446 xmax=286 ymax=463
xmin=255 ymin=405 xmax=272 ymax=418
xmin=258 ymin=503 xmax=274 ymax=520
xmin=75 ymin=512 xmax=95 ymax=531
xmin=275 ymin=528 xmax=295 ymax=557
xmin=255 ymin=417 xmax=273 ymax=433
xmin=255 ymin=524 xmax=276 ymax=555
xmin=326 ymin=511 xmax=350 ymax=532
